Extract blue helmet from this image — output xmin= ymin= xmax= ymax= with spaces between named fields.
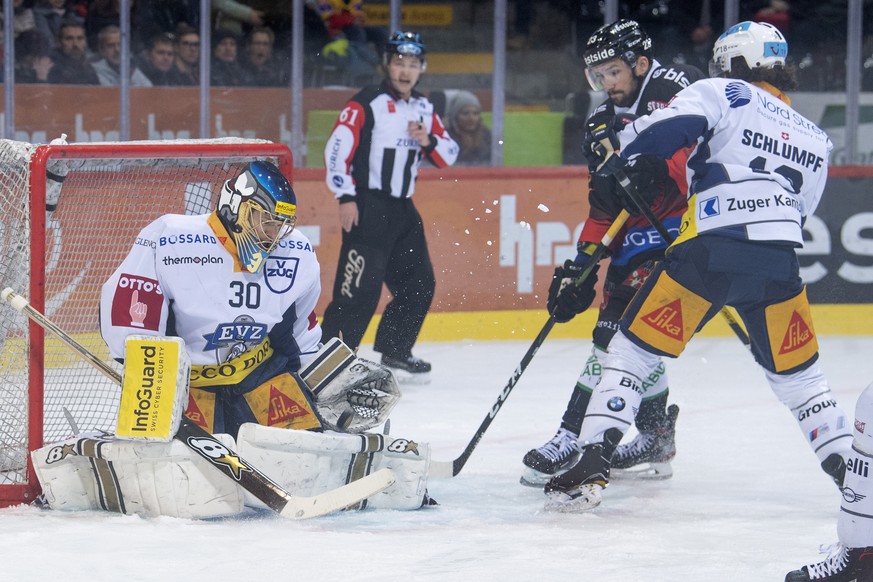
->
xmin=217 ymin=161 xmax=297 ymax=273
xmin=383 ymin=30 xmax=426 ymax=68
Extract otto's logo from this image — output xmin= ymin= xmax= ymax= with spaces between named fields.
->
xmin=264 ymin=256 xmax=299 ymax=294
xmin=112 ymin=274 xmax=163 ymax=330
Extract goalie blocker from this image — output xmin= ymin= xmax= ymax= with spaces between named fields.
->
xmin=32 ymin=336 xmax=428 ymax=517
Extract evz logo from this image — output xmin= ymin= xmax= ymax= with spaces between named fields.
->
xmin=203 ymin=315 xmax=267 ymax=362
xmin=264 ymin=256 xmax=299 ymax=294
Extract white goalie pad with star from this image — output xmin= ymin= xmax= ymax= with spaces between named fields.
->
xmin=235 ymin=423 xmax=430 ymax=510
xmin=300 ymin=337 xmax=401 ymax=433
xmin=31 ymin=433 xmax=244 ymax=519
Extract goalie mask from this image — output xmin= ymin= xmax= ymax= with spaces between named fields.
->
xmin=217 ymin=161 xmax=297 ymax=273
xmin=709 ymin=21 xmax=788 ymax=77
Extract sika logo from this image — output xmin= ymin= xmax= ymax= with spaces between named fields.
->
xmin=267 ymin=385 xmax=309 ymax=425
xmin=640 ymin=300 xmax=684 ymax=340
xmin=779 ymin=311 xmax=814 ymax=354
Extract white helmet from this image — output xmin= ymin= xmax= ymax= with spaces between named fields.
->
xmin=709 ymin=21 xmax=788 ymax=77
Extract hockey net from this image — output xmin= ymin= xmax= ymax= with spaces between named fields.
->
xmin=0 ymin=138 xmax=294 ymax=507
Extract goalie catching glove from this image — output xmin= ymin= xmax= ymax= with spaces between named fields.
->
xmin=547 ymin=255 xmax=599 ymax=323
xmin=300 ymin=337 xmax=401 ymax=433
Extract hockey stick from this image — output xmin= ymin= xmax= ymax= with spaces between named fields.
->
xmin=430 ymin=210 xmax=632 ymax=479
xmin=611 ymin=168 xmax=752 ymax=346
xmin=1 ymin=287 xmax=395 ymax=519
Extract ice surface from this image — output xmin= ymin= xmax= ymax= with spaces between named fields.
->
xmin=3 ymin=336 xmax=872 ymax=582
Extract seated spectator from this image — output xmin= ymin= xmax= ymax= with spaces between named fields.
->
xmin=445 ymin=90 xmax=491 ymax=167
xmin=47 ymin=20 xmax=99 ymax=84
xmin=91 ymin=25 xmax=152 ymax=86
xmin=34 ymin=0 xmax=85 ymax=50
xmin=172 ymin=24 xmax=200 ymax=86
xmin=15 ymin=28 xmax=53 ymax=83
xmin=136 ymin=32 xmax=181 ymax=86
xmin=210 ymin=28 xmax=247 ymax=86
xmin=243 ymin=26 xmax=287 ymax=87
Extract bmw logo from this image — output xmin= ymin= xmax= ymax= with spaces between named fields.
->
xmin=607 ymin=397 xmax=626 ymax=412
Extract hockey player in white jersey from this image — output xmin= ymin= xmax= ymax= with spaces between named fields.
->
xmin=787 ymin=381 xmax=873 ymax=581
xmin=28 ymin=161 xmax=431 ymax=518
xmin=543 ymin=22 xmax=852 ymax=513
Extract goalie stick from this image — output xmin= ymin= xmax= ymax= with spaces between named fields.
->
xmin=1 ymin=287 xmax=395 ymax=519
xmin=430 ymin=210 xmax=632 ymax=479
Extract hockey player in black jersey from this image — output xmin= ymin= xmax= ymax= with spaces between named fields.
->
xmin=521 ymin=19 xmax=703 ymax=486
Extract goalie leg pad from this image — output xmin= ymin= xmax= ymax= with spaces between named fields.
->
xmin=32 ymin=434 xmax=244 ymax=519
xmin=236 ymin=423 xmax=429 ymax=510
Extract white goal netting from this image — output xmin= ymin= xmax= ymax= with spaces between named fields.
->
xmin=0 ymin=138 xmax=292 ymax=504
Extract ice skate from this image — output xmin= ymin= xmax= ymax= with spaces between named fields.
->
xmin=381 ymin=353 xmax=431 ymax=385
xmin=785 ymin=543 xmax=873 ymax=581
xmin=543 ymin=428 xmax=622 ymax=513
xmin=520 ymin=428 xmax=580 ymax=487
xmin=611 ymin=404 xmax=679 ymax=480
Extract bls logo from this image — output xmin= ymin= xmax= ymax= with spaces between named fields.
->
xmin=264 ymin=256 xmax=299 ymax=294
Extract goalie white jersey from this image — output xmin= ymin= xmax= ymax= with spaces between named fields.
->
xmin=100 ymin=211 xmax=322 ymax=373
xmin=618 ymin=77 xmax=832 ymax=246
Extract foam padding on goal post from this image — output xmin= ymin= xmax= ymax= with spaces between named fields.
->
xmin=116 ymin=336 xmax=191 ymax=442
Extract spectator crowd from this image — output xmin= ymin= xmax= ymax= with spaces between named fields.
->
xmin=3 ymin=0 xmax=386 ymax=87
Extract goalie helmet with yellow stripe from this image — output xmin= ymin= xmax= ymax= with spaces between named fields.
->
xmin=218 ymin=161 xmax=297 ymax=273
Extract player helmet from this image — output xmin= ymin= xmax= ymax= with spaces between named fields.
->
xmin=217 ymin=161 xmax=297 ymax=273
xmin=383 ymin=30 xmax=427 ymax=70
xmin=582 ymin=19 xmax=653 ymax=91
xmin=709 ymin=21 xmax=788 ymax=77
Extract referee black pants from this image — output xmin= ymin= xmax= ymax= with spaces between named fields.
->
xmin=320 ymin=192 xmax=435 ymax=357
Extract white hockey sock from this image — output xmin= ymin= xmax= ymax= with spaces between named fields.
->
xmin=579 ymin=332 xmax=661 ymax=444
xmin=766 ymin=363 xmax=852 ymax=462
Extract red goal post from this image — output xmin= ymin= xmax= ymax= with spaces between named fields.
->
xmin=0 ymin=138 xmax=294 ymax=507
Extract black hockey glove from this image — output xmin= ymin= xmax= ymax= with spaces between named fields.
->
xmin=547 ymin=259 xmax=599 ymax=323
xmin=598 ymin=154 xmax=667 ymax=215
xmin=583 ymin=113 xmax=638 ymax=169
